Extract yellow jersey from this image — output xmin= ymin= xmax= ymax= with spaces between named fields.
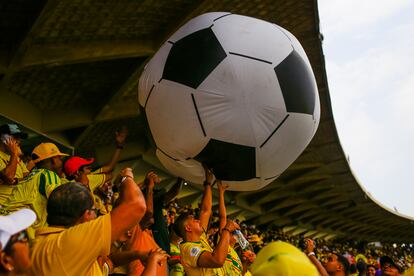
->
xmin=1 ymin=168 xmax=62 ymax=239
xmin=180 ymin=232 xmax=225 ymax=276
xmin=170 ymin=242 xmax=185 ymax=276
xmin=29 ymin=213 xmax=111 ymax=276
xmin=88 ymin=168 xmax=109 ymax=192
xmin=224 ymin=246 xmax=243 ymax=276
xmin=0 ymin=150 xmax=29 ymax=205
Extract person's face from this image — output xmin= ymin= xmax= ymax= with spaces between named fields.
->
xmin=185 ymin=215 xmax=203 ymax=235
xmin=79 ymin=196 xmax=98 ymax=224
xmin=323 ymin=254 xmax=342 ymax=274
xmin=1 ymin=231 xmax=31 ymax=273
xmin=51 ymin=156 xmax=63 ymax=172
xmin=382 ymin=262 xmax=400 ymax=276
xmin=367 ymin=266 xmax=376 ymax=276
xmin=80 ymin=165 xmax=92 ymax=175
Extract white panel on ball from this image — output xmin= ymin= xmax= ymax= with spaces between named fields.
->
xmin=145 ymin=80 xmax=209 ymax=159
xmin=257 ymin=113 xmax=317 ymax=180
xmin=138 ymin=43 xmax=172 ymax=106
xmin=156 ymin=149 xmax=205 ymax=184
xmin=169 ymin=12 xmax=231 ymax=43
xmin=196 ymin=55 xmax=286 ymax=147
xmin=212 ymin=14 xmax=293 ymax=66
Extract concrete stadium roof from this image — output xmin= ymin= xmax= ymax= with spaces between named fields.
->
xmin=1 ymin=0 xmax=413 ymax=242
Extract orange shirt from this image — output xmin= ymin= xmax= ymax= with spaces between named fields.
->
xmin=128 ymin=225 xmax=168 ymax=276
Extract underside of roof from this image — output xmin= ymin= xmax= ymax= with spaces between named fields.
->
xmin=1 ymin=0 xmax=413 ymax=242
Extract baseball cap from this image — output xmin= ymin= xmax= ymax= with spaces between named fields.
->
xmin=0 ymin=124 xmax=28 ymax=139
xmin=380 ymin=256 xmax=403 ymax=273
xmin=251 ymin=241 xmax=319 ymax=276
xmin=32 ymin=142 xmax=69 ymax=163
xmin=0 ymin=209 xmax=36 ymax=249
xmin=64 ymin=156 xmax=94 ymax=176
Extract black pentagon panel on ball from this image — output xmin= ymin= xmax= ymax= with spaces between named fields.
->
xmin=274 ymin=50 xmax=316 ymax=115
xmin=162 ymin=28 xmax=227 ymax=89
xmin=194 ymin=139 xmax=256 ymax=181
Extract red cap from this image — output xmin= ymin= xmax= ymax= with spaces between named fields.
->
xmin=64 ymin=156 xmax=94 ymax=177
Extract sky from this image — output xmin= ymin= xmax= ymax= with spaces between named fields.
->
xmin=318 ymin=1 xmax=414 ymax=216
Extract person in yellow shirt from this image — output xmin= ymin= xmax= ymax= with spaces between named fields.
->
xmin=173 ymin=165 xmax=240 ymax=276
xmin=0 ymin=208 xmax=36 ymax=275
xmin=1 ymin=143 xmax=68 ymax=239
xmin=169 ymin=228 xmax=185 ymax=276
xmin=29 ymin=167 xmax=149 ymax=276
xmin=0 ymin=124 xmax=31 ymax=205
xmin=63 ymin=156 xmax=109 ymax=191
xmin=63 ymin=127 xmax=128 ymax=190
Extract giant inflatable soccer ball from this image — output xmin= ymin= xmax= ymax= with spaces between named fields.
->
xmin=138 ymin=12 xmax=320 ymax=191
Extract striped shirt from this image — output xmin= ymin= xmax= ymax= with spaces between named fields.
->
xmin=1 ymin=168 xmax=62 ymax=239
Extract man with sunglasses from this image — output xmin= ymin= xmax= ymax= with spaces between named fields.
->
xmin=28 ymin=167 xmax=147 ymax=275
xmin=1 ymin=143 xmax=68 ymax=239
xmin=0 ymin=209 xmax=36 ymax=274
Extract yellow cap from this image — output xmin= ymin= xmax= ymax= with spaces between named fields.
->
xmin=32 ymin=143 xmax=69 ymax=163
xmin=251 ymin=241 xmax=319 ymax=276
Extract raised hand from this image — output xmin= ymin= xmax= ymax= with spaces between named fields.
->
xmin=217 ymin=180 xmax=229 ymax=194
xmin=224 ymin=220 xmax=240 ymax=233
xmin=145 ymin=171 xmax=160 ymax=188
xmin=147 ymin=248 xmax=169 ymax=266
xmin=115 ymin=126 xmax=128 ymax=145
xmin=5 ymin=136 xmax=21 ymax=157
xmin=202 ymin=163 xmax=214 ymax=184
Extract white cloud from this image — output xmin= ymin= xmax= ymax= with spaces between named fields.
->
xmin=319 ymin=0 xmax=412 ymax=35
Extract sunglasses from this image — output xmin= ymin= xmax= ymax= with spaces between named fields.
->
xmin=4 ymin=230 xmax=28 ymax=254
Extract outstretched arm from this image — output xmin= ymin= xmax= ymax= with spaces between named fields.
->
xmin=140 ymin=172 xmax=160 ymax=229
xmin=304 ymin=239 xmax=329 ymax=276
xmin=199 ymin=165 xmax=214 ymax=231
xmin=163 ymin=177 xmax=183 ymax=204
xmin=217 ymin=180 xmax=229 ymax=231
xmin=100 ymin=127 xmax=128 ymax=173
xmin=198 ymin=220 xmax=239 ymax=268
xmin=110 ymin=168 xmax=146 ymax=242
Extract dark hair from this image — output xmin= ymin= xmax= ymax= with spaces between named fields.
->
xmin=47 ymin=182 xmax=93 ymax=227
xmin=335 ymin=253 xmax=350 ymax=276
xmin=173 ymin=212 xmax=191 ymax=240
xmin=349 ymin=263 xmax=357 ymax=273
xmin=356 ymin=259 xmax=367 ymax=273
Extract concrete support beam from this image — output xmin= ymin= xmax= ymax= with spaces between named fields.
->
xmin=13 ymin=40 xmax=155 ymax=69
xmin=0 ymin=91 xmax=72 ymax=148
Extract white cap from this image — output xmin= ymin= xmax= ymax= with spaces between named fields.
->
xmin=0 ymin=209 xmax=36 ymax=248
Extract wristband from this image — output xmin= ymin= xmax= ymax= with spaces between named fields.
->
xmin=116 ymin=144 xmax=124 ymax=149
xmin=121 ymin=175 xmax=133 ymax=183
xmin=307 ymin=252 xmax=315 ymax=257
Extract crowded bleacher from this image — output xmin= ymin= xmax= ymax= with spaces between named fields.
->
xmin=0 ymin=122 xmax=413 ymax=276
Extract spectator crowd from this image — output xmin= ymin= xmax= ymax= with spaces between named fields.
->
xmin=0 ymin=123 xmax=413 ymax=276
